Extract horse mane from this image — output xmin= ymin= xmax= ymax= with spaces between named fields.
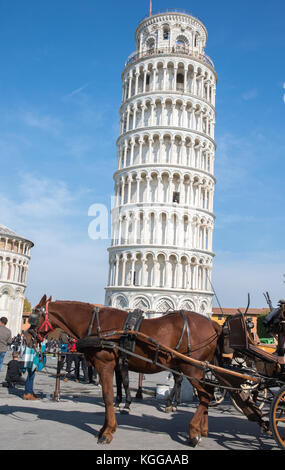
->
xmin=54 ymin=300 xmax=99 ymax=308
xmin=52 ymin=301 xmax=125 ymax=316
xmin=162 ymin=310 xmax=203 ymax=318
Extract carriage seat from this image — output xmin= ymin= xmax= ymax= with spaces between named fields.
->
xmin=227 ymin=312 xmax=285 ymax=365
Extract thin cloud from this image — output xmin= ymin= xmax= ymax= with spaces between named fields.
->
xmin=66 ymin=83 xmax=89 ymax=98
xmin=241 ymin=89 xmax=258 ymax=101
xmin=21 ymin=110 xmax=62 ymax=135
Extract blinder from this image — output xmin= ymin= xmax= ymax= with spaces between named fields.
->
xmin=28 ymin=305 xmax=45 ymax=326
xmin=263 ymin=300 xmax=285 ymax=334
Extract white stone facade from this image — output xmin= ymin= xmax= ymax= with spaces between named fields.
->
xmin=105 ymin=11 xmax=217 ymax=317
xmin=0 ymin=225 xmax=33 ymax=336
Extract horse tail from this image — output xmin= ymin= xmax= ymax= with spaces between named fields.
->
xmin=211 ymin=320 xmax=224 ymax=366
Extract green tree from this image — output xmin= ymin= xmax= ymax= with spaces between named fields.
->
xmin=23 ymin=297 xmax=31 ymax=312
xmin=257 ymin=311 xmax=271 ymax=339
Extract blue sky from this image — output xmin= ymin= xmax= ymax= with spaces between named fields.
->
xmin=0 ymin=0 xmax=284 ymax=308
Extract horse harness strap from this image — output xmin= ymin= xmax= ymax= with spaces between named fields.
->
xmin=76 ymin=307 xmax=102 ymax=350
xmin=87 ymin=306 xmax=100 ymax=337
xmin=77 ymin=308 xmax=191 ymax=360
xmin=119 ymin=309 xmax=191 ymax=367
xmin=174 ymin=310 xmax=191 ymax=355
xmin=77 ymin=308 xmax=144 ymax=353
xmin=119 ymin=309 xmax=144 ymax=365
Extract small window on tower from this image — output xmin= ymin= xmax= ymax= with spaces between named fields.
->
xmin=173 ymin=192 xmax=180 ymax=203
xmin=177 ymin=73 xmax=184 ymax=84
xmin=163 ymin=27 xmax=169 ymax=40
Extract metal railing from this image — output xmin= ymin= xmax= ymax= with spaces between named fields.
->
xmin=125 ymin=46 xmax=214 ymax=69
xmin=139 ymin=9 xmax=203 ymax=24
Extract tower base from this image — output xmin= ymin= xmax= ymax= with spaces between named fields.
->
xmin=105 ymin=287 xmax=213 ymax=318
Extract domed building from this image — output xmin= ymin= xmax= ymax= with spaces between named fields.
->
xmin=0 ymin=225 xmax=34 ymax=337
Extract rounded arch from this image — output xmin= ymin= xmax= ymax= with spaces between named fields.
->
xmin=0 ymin=284 xmax=14 ymax=296
xmin=176 ymin=35 xmax=189 ymax=50
xmin=145 ymin=36 xmax=156 ymax=53
xmin=199 ymin=299 xmax=210 ymax=316
xmin=155 ymin=297 xmax=175 ymax=313
xmin=179 ymin=299 xmax=196 ymax=312
xmin=131 ymin=295 xmax=150 ymax=312
xmin=113 ymin=294 xmax=129 ymax=310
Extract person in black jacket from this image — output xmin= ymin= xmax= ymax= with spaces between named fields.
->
xmin=5 ymin=351 xmax=25 ymax=388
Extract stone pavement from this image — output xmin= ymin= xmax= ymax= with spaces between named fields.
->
xmin=0 ymin=351 xmax=279 ymax=451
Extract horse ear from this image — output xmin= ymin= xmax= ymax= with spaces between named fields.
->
xmin=47 ymin=296 xmax=52 ymax=302
xmin=39 ymin=294 xmax=47 ymax=306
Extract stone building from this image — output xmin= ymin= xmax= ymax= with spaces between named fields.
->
xmin=0 ymin=225 xmax=34 ymax=336
xmin=105 ymin=10 xmax=217 ymax=317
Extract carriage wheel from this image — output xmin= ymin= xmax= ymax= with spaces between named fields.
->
xmin=270 ymin=385 xmax=285 ymax=450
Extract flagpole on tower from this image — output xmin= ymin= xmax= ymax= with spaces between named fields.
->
xmin=149 ymin=0 xmax=152 ymax=16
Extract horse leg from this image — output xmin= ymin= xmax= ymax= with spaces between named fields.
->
xmin=165 ymin=373 xmax=181 ymax=413
xmin=121 ymin=363 xmax=132 ymax=414
xmin=165 ymin=382 xmax=175 ymax=413
xmin=172 ymin=374 xmax=183 ymax=412
xmin=114 ymin=366 xmax=123 ymax=411
xmin=178 ymin=364 xmax=213 ymax=447
xmin=135 ymin=373 xmax=143 ymax=399
xmin=96 ymin=361 xmax=117 ymax=444
xmin=188 ymin=378 xmax=213 ymax=447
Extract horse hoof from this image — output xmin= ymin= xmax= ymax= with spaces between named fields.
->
xmin=121 ymin=408 xmax=130 ymax=414
xmin=261 ymin=422 xmax=272 ymax=436
xmin=97 ymin=434 xmax=112 ymax=445
xmin=189 ymin=436 xmax=201 ymax=447
xmin=165 ymin=406 xmax=173 ymax=413
xmin=172 ymin=406 xmax=177 ymax=412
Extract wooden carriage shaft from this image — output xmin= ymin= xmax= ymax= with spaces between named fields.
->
xmin=100 ymin=329 xmax=260 ymax=384
xmin=101 ymin=341 xmax=257 ymax=392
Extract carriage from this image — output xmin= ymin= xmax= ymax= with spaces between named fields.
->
xmin=27 ymin=295 xmax=285 ymax=450
xmin=219 ymin=300 xmax=285 ymax=449
xmin=193 ymin=303 xmax=285 ymax=449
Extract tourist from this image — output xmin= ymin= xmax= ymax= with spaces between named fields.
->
xmin=64 ymin=338 xmax=89 ymax=383
xmin=0 ymin=317 xmax=12 ymax=372
xmin=64 ymin=337 xmax=77 ymax=382
xmin=22 ymin=341 xmax=46 ymax=400
xmin=4 ymin=351 xmax=25 ymax=388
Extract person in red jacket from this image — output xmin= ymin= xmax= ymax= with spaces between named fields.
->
xmin=64 ymin=339 xmax=89 ymax=383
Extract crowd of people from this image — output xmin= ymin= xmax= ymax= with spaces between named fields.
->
xmin=0 ymin=316 xmax=99 ymax=400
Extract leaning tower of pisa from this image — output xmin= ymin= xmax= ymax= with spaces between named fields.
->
xmin=105 ymin=10 xmax=217 ymax=317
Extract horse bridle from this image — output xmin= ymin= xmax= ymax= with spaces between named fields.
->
xmin=28 ymin=301 xmax=54 ymax=342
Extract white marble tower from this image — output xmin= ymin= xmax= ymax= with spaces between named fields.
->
xmin=105 ymin=10 xmax=217 ymax=317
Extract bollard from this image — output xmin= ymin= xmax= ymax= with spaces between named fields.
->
xmin=52 ymin=352 xmax=62 ymax=401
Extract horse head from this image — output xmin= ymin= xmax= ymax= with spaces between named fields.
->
xmin=25 ymin=294 xmax=53 ymax=346
xmin=263 ymin=300 xmax=285 ymax=336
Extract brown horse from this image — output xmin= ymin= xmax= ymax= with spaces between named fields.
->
xmin=27 ymin=294 xmax=224 ymax=446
